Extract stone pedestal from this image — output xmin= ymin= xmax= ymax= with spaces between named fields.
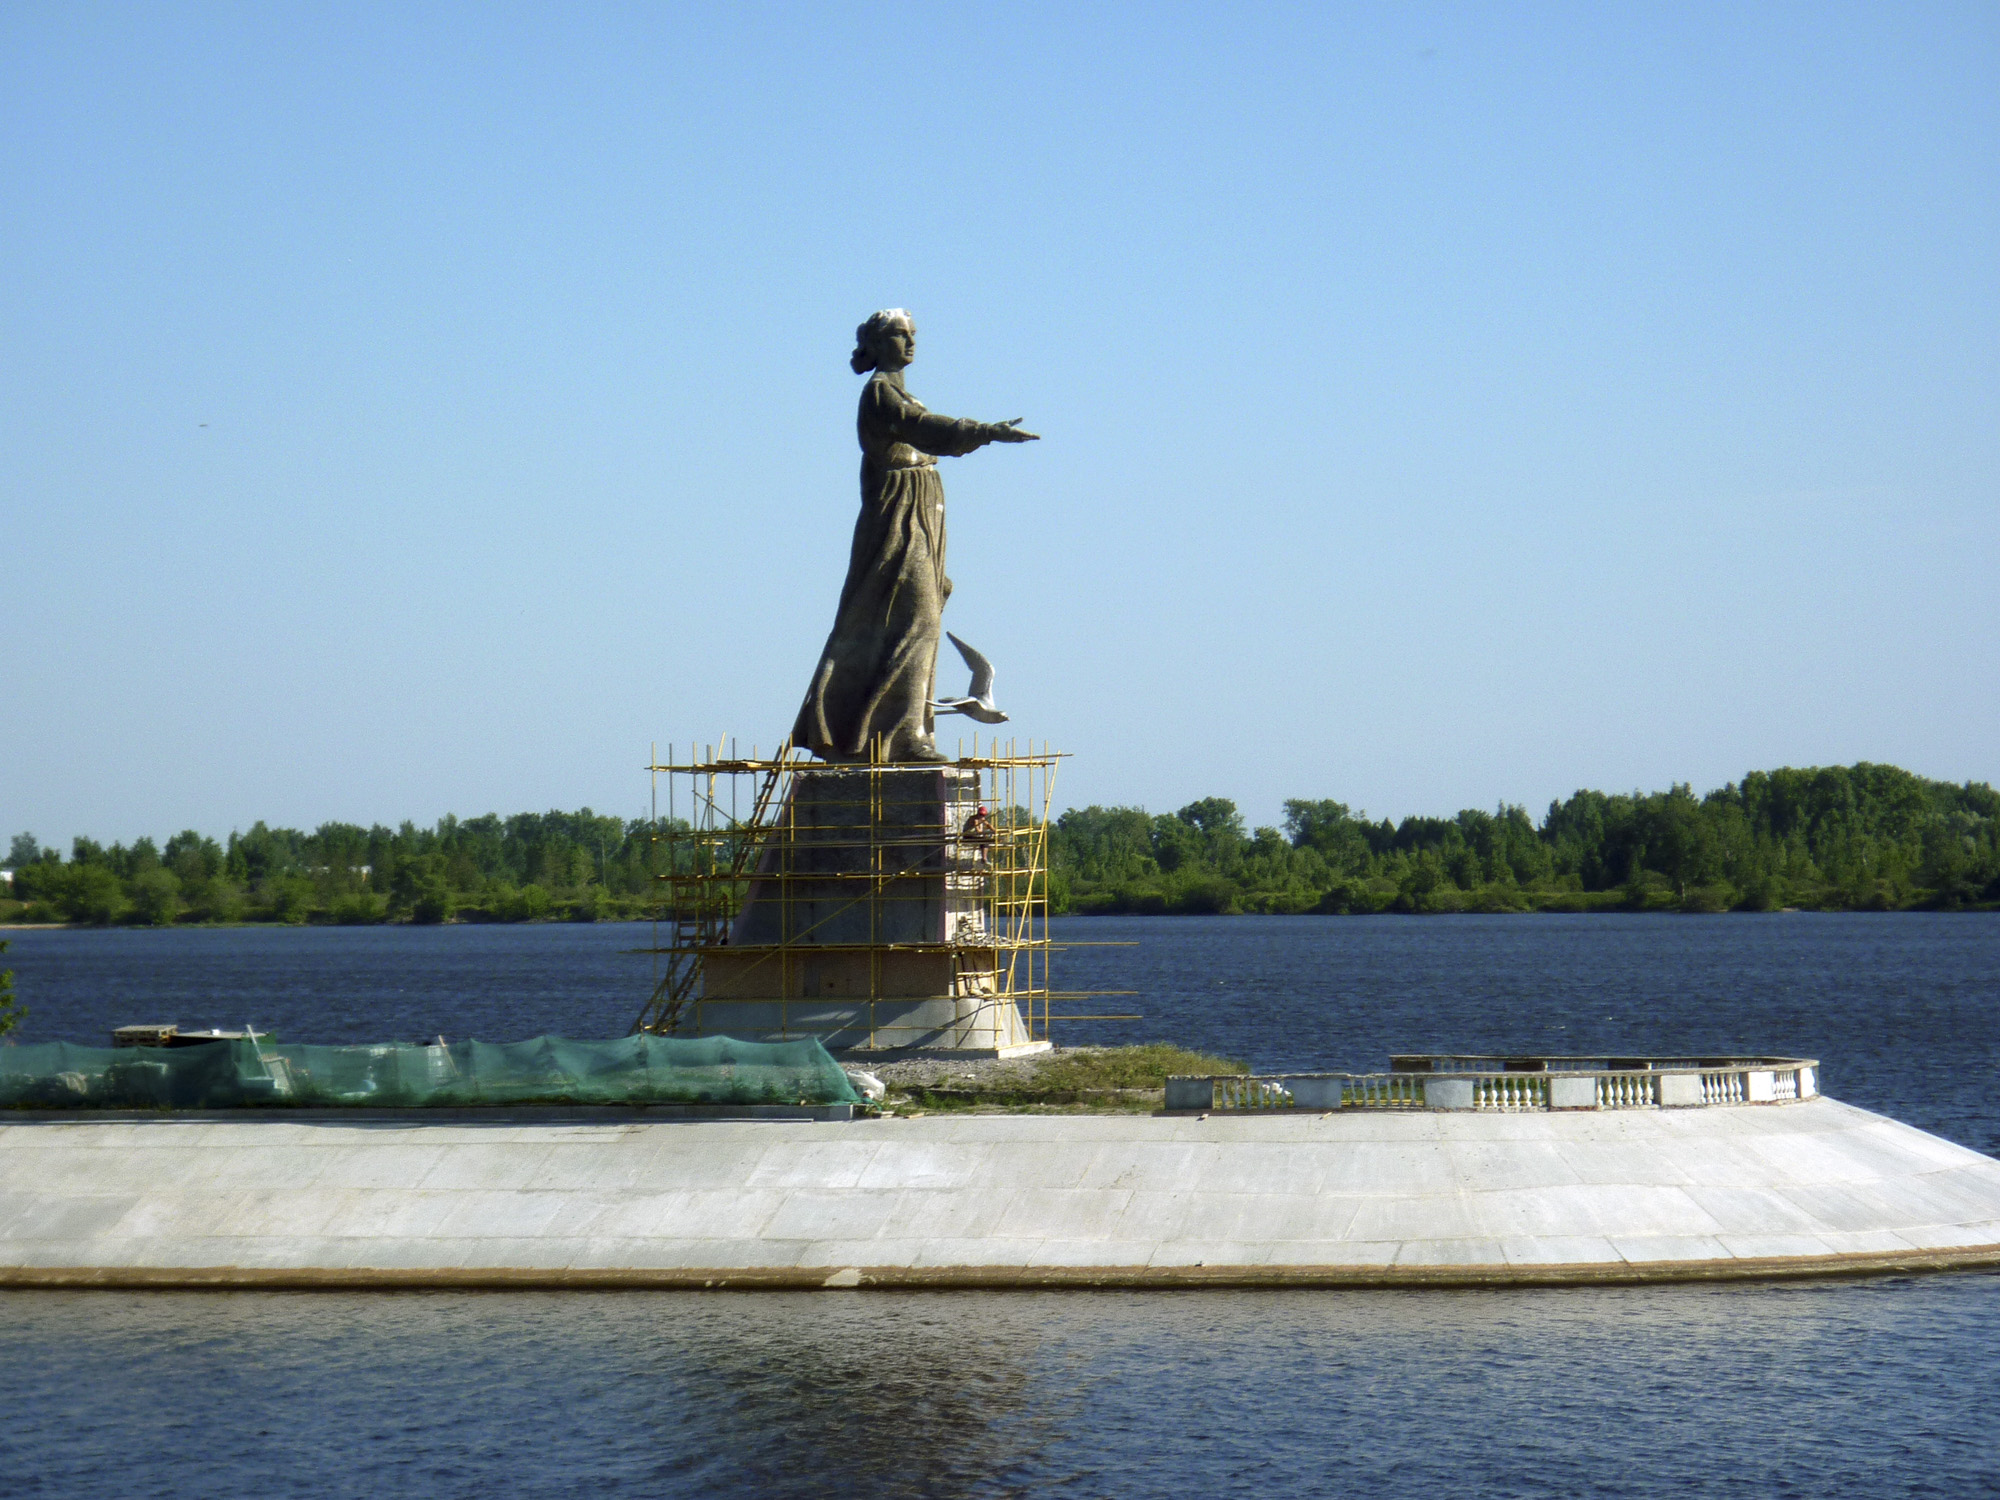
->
xmin=687 ymin=765 xmax=1048 ymax=1057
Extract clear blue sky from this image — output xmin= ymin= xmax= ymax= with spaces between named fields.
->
xmin=3 ymin=2 xmax=1995 ymax=847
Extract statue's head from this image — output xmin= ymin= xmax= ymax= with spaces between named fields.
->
xmin=850 ymin=309 xmax=915 ymax=374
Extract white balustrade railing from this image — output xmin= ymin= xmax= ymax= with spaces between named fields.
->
xmin=1472 ymin=1075 xmax=1547 ymax=1111
xmin=1597 ymin=1073 xmax=1657 ymax=1109
xmin=1700 ymin=1071 xmax=1746 ymax=1105
xmin=1343 ymin=1075 xmax=1423 ymax=1109
xmin=1168 ymin=1056 xmax=1819 ymax=1114
xmin=1213 ymin=1076 xmax=1294 ymax=1111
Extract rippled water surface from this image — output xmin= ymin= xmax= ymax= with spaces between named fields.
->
xmin=5 ymin=1282 xmax=1999 ymax=1499
xmin=4 ymin=915 xmax=1998 ymax=1496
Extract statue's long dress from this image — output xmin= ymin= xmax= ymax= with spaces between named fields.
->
xmin=792 ymin=371 xmax=990 ymax=760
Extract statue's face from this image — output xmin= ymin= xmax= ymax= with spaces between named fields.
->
xmin=874 ymin=320 xmax=915 ymax=371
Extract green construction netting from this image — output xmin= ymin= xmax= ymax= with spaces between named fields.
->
xmin=0 ymin=1034 xmax=860 ymax=1111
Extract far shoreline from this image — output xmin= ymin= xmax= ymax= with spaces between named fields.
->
xmin=5 ymin=905 xmax=1995 ymax=935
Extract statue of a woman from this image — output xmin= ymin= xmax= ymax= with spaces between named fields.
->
xmin=791 ymin=310 xmax=1037 ymax=763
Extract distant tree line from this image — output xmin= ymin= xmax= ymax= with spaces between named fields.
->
xmin=3 ymin=812 xmax=658 ymax=927
xmin=1049 ymin=764 xmax=2000 ymax=915
xmin=4 ymin=763 xmax=1995 ymax=928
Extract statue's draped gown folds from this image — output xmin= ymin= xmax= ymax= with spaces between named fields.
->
xmin=793 ymin=370 xmax=993 ymax=759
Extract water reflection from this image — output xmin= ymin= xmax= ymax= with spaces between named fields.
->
xmin=8 ymin=1280 xmax=1999 ymax=1498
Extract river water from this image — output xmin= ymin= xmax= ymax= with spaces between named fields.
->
xmin=3 ymin=915 xmax=1997 ymax=1497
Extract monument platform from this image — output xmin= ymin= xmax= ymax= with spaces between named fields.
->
xmin=5 ymin=1086 xmax=1998 ymax=1288
xmin=637 ymin=746 xmax=1064 ymax=1057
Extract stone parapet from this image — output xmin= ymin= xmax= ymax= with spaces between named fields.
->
xmin=1168 ymin=1056 xmax=1819 ymax=1114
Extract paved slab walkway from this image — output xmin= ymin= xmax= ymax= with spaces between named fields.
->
xmin=4 ymin=1097 xmax=1998 ymax=1287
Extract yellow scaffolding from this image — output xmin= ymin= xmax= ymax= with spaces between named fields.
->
xmin=632 ymin=734 xmax=1073 ymax=1047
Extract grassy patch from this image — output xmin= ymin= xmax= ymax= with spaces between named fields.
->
xmin=889 ymin=1043 xmax=1249 ymax=1115
xmin=896 ymin=1091 xmax=1156 ymax=1114
xmin=1031 ymin=1044 xmax=1248 ymax=1091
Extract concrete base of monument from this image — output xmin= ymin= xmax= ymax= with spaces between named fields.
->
xmin=680 ymin=987 xmax=1045 ymax=1057
xmin=4 ymin=1096 xmax=2000 ymax=1288
xmin=656 ymin=755 xmax=1064 ymax=1056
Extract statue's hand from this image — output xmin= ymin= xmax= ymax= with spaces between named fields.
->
xmin=988 ymin=419 xmax=1040 ymax=443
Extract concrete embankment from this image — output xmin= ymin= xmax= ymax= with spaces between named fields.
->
xmin=4 ymin=1097 xmax=1999 ymax=1288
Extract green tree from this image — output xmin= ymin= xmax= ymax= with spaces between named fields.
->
xmin=1176 ymin=798 xmax=1246 ymax=868
xmin=1649 ymin=784 xmax=1717 ymax=899
xmin=1282 ymin=800 xmax=1375 ymax=876
xmin=167 ymin=832 xmax=230 ymax=917
xmin=261 ymin=875 xmax=314 ymax=924
xmin=128 ymin=868 xmax=183 ymax=926
xmin=1051 ymin=806 xmax=1159 ymax=885
xmin=119 ymin=836 xmax=163 ymax=878
xmin=0 ymin=939 xmax=22 ymax=1037
xmin=1396 ymin=851 xmax=1448 ymax=912
xmin=1149 ymin=812 xmax=1202 ymax=873
xmin=392 ymin=854 xmax=452 ymax=923
xmin=164 ymin=830 xmax=226 ymax=900
xmin=504 ymin=883 xmax=552 ymax=921
xmin=53 ymin=864 xmax=126 ymax=924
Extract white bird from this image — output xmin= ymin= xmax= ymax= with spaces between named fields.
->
xmin=932 ymin=632 xmax=1009 ymax=723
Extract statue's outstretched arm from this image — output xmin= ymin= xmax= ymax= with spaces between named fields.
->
xmin=877 ymin=384 xmax=1038 ymax=455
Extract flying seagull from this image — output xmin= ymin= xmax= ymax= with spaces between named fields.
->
xmin=933 ymin=632 xmax=1009 ymax=723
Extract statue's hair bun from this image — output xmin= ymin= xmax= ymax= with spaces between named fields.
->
xmin=850 ymin=341 xmax=877 ymax=374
